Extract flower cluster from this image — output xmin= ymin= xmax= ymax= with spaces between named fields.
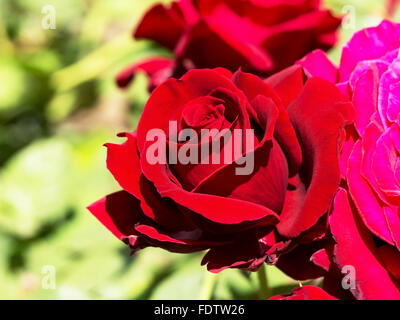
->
xmin=291 ymin=20 xmax=400 ymax=300
xmin=89 ymin=1 xmax=400 ymax=300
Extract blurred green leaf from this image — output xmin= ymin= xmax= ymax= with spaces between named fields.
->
xmin=0 ymin=59 xmax=26 ymax=111
xmin=0 ymin=138 xmax=74 ymax=238
xmin=150 ymin=259 xmax=208 ymax=300
xmin=0 ymin=236 xmax=18 ymax=299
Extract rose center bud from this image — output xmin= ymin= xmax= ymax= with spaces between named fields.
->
xmin=181 ymin=102 xmax=226 ymax=136
xmin=167 ymin=96 xmax=235 ymax=191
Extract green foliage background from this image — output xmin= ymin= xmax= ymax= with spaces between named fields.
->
xmin=0 ymin=0 xmax=395 ymax=299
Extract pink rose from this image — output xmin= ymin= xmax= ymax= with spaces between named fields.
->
xmin=292 ymin=20 xmax=400 ymax=299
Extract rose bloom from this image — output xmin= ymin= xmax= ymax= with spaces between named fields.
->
xmin=277 ymin=20 xmax=400 ymax=299
xmin=88 ymin=66 xmax=352 ymax=273
xmin=116 ymin=0 xmax=341 ymax=90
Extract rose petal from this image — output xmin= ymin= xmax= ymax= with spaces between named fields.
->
xmin=201 ymin=230 xmax=268 ymax=273
xmin=262 ymin=10 xmax=341 ymax=73
xmin=372 ymin=125 xmax=400 ymax=196
xmin=351 ymin=66 xmax=380 ymax=137
xmin=176 ymin=19 xmax=273 ymax=73
xmin=134 ymin=3 xmax=186 ymax=50
xmin=133 ymin=224 xmax=226 ymax=253
xmin=360 ymin=123 xmax=388 ymax=201
xmin=347 ymin=140 xmax=395 ymax=245
xmin=269 ymin=286 xmax=338 ymax=300
xmin=233 ymin=69 xmax=302 ymax=175
xmin=87 ymin=191 xmax=143 ymax=240
xmin=278 ymin=78 xmax=351 ymax=237
xmin=378 ymin=245 xmax=400 ymax=279
xmin=194 ymin=138 xmax=288 ymax=212
xmin=383 ymin=206 xmax=400 ymax=251
xmin=297 ymin=49 xmax=338 ymax=83
xmin=378 ymin=59 xmax=400 ymax=128
xmin=276 ymin=241 xmax=328 ymax=281
xmin=339 ymin=125 xmax=358 ymax=178
xmin=330 ymin=188 xmax=400 ymax=299
xmin=116 ymin=57 xmax=174 ymax=89
xmin=106 ymin=132 xmax=196 ymax=231
xmin=265 ymin=65 xmax=305 ymax=108
xmin=140 ymin=143 xmax=280 ymax=230
xmin=311 ymin=247 xmax=332 ymax=273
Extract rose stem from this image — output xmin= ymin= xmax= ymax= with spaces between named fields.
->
xmin=198 ymin=272 xmax=217 ymax=300
xmin=257 ymin=263 xmax=271 ymax=299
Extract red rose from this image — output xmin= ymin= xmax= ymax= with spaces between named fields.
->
xmin=88 ymin=67 xmax=352 ymax=273
xmin=117 ymin=0 xmax=341 ymax=90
